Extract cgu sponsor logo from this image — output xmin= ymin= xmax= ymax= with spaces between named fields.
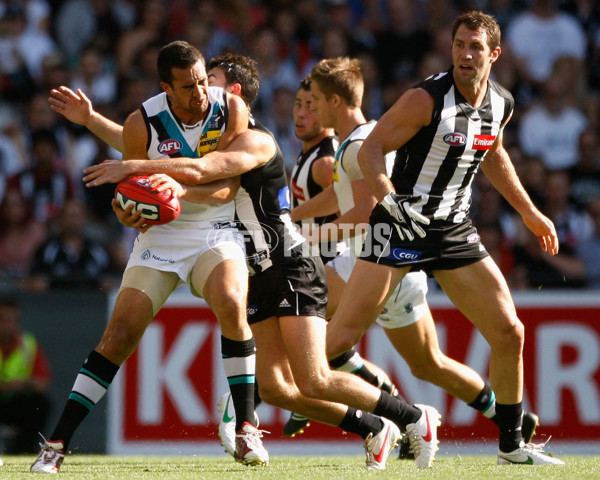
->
xmin=158 ymin=139 xmax=182 ymax=155
xmin=443 ymin=132 xmax=467 ymax=146
xmin=472 ymin=134 xmax=496 ymax=150
xmin=115 ymin=192 xmax=160 ymax=221
xmin=388 ymin=248 xmax=422 ymax=262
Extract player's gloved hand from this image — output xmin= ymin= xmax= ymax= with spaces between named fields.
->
xmin=380 ymin=192 xmax=430 ymax=241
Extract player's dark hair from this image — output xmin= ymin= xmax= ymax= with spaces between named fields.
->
xmin=310 ymin=57 xmax=363 ymax=108
xmin=298 ymin=75 xmax=312 ymax=92
xmin=452 ymin=10 xmax=501 ymax=51
xmin=157 ymin=41 xmax=205 ymax=84
xmin=209 ymin=53 xmax=261 ymax=107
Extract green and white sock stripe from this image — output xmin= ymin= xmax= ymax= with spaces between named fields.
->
xmin=482 ymin=390 xmax=497 ymax=419
xmin=69 ymin=368 xmax=111 ymax=411
xmin=333 ymin=351 xmax=364 ymax=373
xmin=222 ymin=354 xmax=256 ymax=385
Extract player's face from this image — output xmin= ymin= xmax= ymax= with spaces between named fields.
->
xmin=452 ymin=25 xmax=500 ymax=88
xmin=294 ymin=88 xmax=324 ymax=142
xmin=310 ymin=81 xmax=334 ymax=129
xmin=162 ymin=60 xmax=209 ymax=120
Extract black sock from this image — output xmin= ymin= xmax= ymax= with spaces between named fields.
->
xmin=51 ymin=350 xmax=119 ymax=449
xmin=221 ymin=336 xmax=256 ymax=430
xmin=338 ymin=407 xmax=384 ymax=440
xmin=496 ymin=402 xmax=523 ymax=453
xmin=329 ymin=350 xmax=380 ymax=387
xmin=373 ymin=391 xmax=420 ymax=430
xmin=254 ymin=380 xmax=262 ymax=409
xmin=468 ymin=384 xmax=498 ymax=425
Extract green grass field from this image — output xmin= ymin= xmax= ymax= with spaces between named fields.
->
xmin=3 ymin=454 xmax=599 ymax=480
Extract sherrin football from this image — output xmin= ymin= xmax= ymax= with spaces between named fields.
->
xmin=114 ymin=175 xmax=181 ymax=225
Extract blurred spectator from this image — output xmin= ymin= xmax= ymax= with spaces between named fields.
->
xmin=517 ymin=154 xmax=547 ymax=208
xmin=180 ymin=0 xmax=242 ymax=63
xmin=317 ymin=25 xmax=351 ymax=60
xmin=476 ymin=221 xmax=521 ymax=288
xmin=576 ymin=195 xmax=600 ymax=287
xmin=485 ymin=0 xmax=526 ymax=30
xmin=506 ymin=0 xmax=586 ymax=95
xmin=249 ymin=27 xmax=299 ymax=121
xmin=0 ymin=2 xmax=57 ymax=83
xmin=53 ymin=0 xmax=133 ymax=64
xmin=0 ymin=103 xmax=28 ymax=178
xmin=559 ymin=0 xmax=600 ymax=91
xmin=323 ymin=0 xmax=375 ymax=53
xmin=0 ymin=0 xmax=52 ymax=35
xmin=70 ymin=43 xmax=117 ymax=106
xmin=513 ymin=170 xmax=590 ymax=288
xmin=550 ymin=55 xmax=597 ymax=124
xmin=0 ymin=187 xmax=47 ymax=281
xmin=24 ymin=92 xmax=74 ymax=160
xmin=38 ymin=51 xmax=71 ymax=94
xmin=0 ymin=5 xmax=38 ymax=102
xmin=263 ymin=85 xmax=302 ymax=175
xmin=471 ymin=174 xmax=519 ymax=243
xmin=542 ymin=170 xmax=593 ymax=246
xmin=356 ymin=50 xmax=384 ymax=120
xmin=518 ymin=76 xmax=588 ymax=170
xmin=115 ymin=0 xmax=169 ymax=79
xmin=271 ymin=6 xmax=313 ymax=77
xmin=374 ymin=0 xmax=432 ymax=89
xmin=26 ymin=198 xmax=115 ymax=291
xmin=569 ymin=128 xmax=600 ymax=208
xmin=7 ymin=128 xmax=74 ymax=223
xmin=0 ymin=294 xmax=51 ymax=454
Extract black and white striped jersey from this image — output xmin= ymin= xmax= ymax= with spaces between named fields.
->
xmin=234 ymin=117 xmax=305 ymax=273
xmin=290 ymin=136 xmax=338 ymax=227
xmin=391 ymin=68 xmax=514 ymax=223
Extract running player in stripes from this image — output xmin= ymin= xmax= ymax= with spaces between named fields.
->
xmin=327 ymin=11 xmax=564 ymax=466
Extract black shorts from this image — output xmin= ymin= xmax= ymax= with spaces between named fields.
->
xmin=360 ymin=205 xmax=489 ymax=273
xmin=247 ymin=254 xmax=328 ymax=324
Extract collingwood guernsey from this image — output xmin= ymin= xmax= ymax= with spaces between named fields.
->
xmin=391 ymin=68 xmax=514 ymax=224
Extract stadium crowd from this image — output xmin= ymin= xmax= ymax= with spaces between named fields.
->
xmin=0 ymin=0 xmax=599 ymax=290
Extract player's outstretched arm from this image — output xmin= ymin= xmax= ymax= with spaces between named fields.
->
xmin=150 ymin=174 xmax=240 ymax=205
xmin=49 ymin=86 xmax=124 ymax=152
xmin=83 ymin=128 xmax=276 ymax=187
xmin=291 ymin=184 xmax=339 ymax=222
xmin=481 ymin=130 xmax=559 ymax=255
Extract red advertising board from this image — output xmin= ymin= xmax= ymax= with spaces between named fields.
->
xmin=108 ymin=291 xmax=600 ymax=454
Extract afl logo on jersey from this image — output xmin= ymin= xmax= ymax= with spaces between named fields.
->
xmin=158 ymin=139 xmax=182 ymax=155
xmin=443 ymin=132 xmax=467 ymax=147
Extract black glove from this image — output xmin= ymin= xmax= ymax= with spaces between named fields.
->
xmin=379 ymin=192 xmax=430 ymax=241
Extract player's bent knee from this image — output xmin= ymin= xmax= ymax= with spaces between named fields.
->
xmin=326 ymin=332 xmax=358 ymax=359
xmin=257 ymin=381 xmax=295 ymax=409
xmin=408 ymin=356 xmax=446 ymax=382
xmin=489 ymin=318 xmax=524 ymax=355
xmin=294 ymin=374 xmax=330 ymax=400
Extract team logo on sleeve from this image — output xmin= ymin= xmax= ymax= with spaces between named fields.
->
xmin=158 ymin=139 xmax=182 ymax=155
xmin=443 ymin=132 xmax=467 ymax=146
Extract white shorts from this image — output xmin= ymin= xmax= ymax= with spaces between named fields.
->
xmin=328 ymin=248 xmax=429 ymax=329
xmin=125 ymin=223 xmax=247 ymax=290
